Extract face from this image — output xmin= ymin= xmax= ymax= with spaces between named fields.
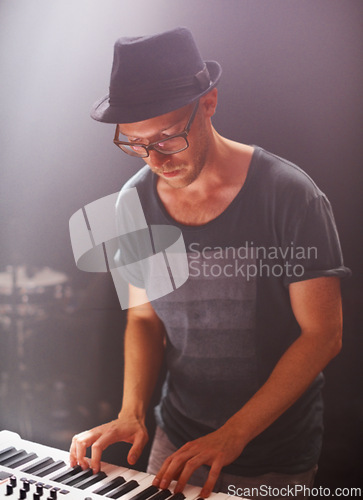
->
xmin=118 ymin=101 xmax=211 ymax=189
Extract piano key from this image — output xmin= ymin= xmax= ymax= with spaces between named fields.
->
xmin=0 ymin=448 xmax=25 ymax=465
xmin=143 ymin=489 xmax=173 ymax=500
xmin=116 ymin=473 xmax=158 ymax=500
xmin=36 ymin=459 xmax=66 ymax=477
xmin=97 ymin=467 xmax=144 ymax=486
xmin=129 ymin=484 xmax=160 ymax=500
xmin=61 ymin=467 xmax=93 ymax=486
xmin=22 ymin=456 xmax=55 ymax=473
xmin=79 ymin=466 xmax=139 ymax=497
xmin=168 ymin=482 xmax=199 ymax=500
xmin=106 ymin=478 xmax=140 ymax=498
xmin=0 ymin=446 xmax=17 ymax=459
xmin=1 ymin=450 xmax=29 ymax=466
xmin=76 ymin=470 xmax=107 ymax=489
xmin=49 ymin=465 xmax=83 ymax=482
xmin=13 ymin=452 xmax=45 ymax=473
xmin=3 ymin=452 xmax=37 ymax=469
xmin=93 ymin=475 xmax=126 ymax=495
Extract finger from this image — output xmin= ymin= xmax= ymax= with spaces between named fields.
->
xmin=90 ymin=427 xmax=124 ymax=472
xmin=70 ymin=432 xmax=89 ymax=466
xmin=152 ymin=455 xmax=173 ymax=487
xmin=71 ymin=431 xmax=98 ymax=470
xmin=76 ymin=437 xmax=91 ymax=470
xmin=154 ymin=453 xmax=189 ymax=490
xmin=90 ymin=440 xmax=103 ymax=474
xmin=127 ymin=430 xmax=148 ymax=465
xmin=70 ymin=433 xmax=86 ymax=468
xmin=174 ymin=455 xmax=204 ymax=494
xmin=200 ymin=459 xmax=223 ymax=498
xmin=69 ymin=437 xmax=78 ymax=467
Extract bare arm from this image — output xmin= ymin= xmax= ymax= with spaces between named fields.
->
xmin=121 ymin=285 xmax=166 ymax=424
xmin=69 ymin=284 xmax=165 ymax=472
xmin=153 ymin=276 xmax=343 ymax=497
xmin=223 ymin=276 xmax=342 ymax=443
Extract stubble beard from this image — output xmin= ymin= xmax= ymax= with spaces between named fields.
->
xmin=158 ymin=125 xmax=210 ymax=190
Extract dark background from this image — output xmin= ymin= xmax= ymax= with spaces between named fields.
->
xmin=0 ymin=0 xmax=362 ymax=490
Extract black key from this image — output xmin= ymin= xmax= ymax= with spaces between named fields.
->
xmin=76 ymin=470 xmax=107 ymax=489
xmin=61 ymin=468 xmax=93 ymax=486
xmin=145 ymin=490 xmax=172 ymax=500
xmin=129 ymin=484 xmax=160 ymax=500
xmin=36 ymin=459 xmax=66 ymax=477
xmin=22 ymin=456 xmax=54 ymax=473
xmin=50 ymin=465 xmax=83 ymax=482
xmin=93 ymin=475 xmax=126 ymax=495
xmin=1 ymin=450 xmax=28 ymax=467
xmin=106 ymin=479 xmax=139 ymax=499
xmin=0 ymin=446 xmax=16 ymax=459
xmin=8 ymin=452 xmax=38 ymax=468
xmin=0 ymin=448 xmax=24 ymax=465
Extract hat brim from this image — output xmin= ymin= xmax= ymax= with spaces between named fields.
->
xmin=90 ymin=60 xmax=222 ymax=124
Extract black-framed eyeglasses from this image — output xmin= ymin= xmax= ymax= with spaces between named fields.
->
xmin=113 ymin=101 xmax=199 ymax=158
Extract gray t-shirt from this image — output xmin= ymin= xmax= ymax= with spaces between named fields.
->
xmin=116 ymin=146 xmax=350 ymax=476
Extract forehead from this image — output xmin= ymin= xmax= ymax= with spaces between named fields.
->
xmin=118 ymin=104 xmax=191 ymax=137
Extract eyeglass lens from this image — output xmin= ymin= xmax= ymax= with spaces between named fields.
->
xmin=117 ymin=135 xmax=188 ymax=157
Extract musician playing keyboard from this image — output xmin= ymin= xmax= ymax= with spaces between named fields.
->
xmin=70 ymin=28 xmax=349 ymax=499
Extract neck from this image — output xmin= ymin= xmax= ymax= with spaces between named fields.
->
xmin=156 ymin=128 xmax=254 ymax=226
xmin=172 ymin=128 xmax=253 ymax=196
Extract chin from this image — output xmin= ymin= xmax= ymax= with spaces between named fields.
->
xmin=163 ymin=168 xmax=201 ymax=189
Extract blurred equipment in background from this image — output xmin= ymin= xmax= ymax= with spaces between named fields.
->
xmin=0 ymin=268 xmax=127 ymax=460
xmin=0 ymin=265 xmax=71 ymax=441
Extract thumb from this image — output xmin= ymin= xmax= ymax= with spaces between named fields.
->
xmin=127 ymin=432 xmax=147 ymax=465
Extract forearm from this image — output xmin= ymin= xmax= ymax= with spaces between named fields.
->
xmin=120 ymin=313 xmax=165 ymax=420
xmin=223 ymin=326 xmax=342 ymax=446
xmin=69 ymin=287 xmax=165 ymax=471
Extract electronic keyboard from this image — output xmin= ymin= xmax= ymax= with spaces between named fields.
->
xmin=0 ymin=430 xmax=246 ymax=499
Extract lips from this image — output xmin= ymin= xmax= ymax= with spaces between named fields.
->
xmin=162 ymin=170 xmax=180 ymax=178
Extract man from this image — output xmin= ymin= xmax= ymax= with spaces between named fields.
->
xmin=69 ymin=28 xmax=349 ymax=498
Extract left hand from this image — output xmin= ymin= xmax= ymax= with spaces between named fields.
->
xmin=151 ymin=423 xmax=245 ymax=498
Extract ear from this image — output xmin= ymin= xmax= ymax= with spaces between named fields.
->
xmin=199 ymin=88 xmax=218 ymax=118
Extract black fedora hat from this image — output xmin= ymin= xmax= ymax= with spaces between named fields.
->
xmin=91 ymin=27 xmax=222 ymax=124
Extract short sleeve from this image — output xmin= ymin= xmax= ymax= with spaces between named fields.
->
xmin=111 ymin=186 xmax=150 ymax=289
xmin=282 ymin=193 xmax=351 ymax=286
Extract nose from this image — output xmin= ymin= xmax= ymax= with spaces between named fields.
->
xmin=148 ymin=149 xmax=170 ymax=170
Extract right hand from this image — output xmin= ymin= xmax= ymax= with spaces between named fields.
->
xmin=69 ymin=413 xmax=149 ymax=473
